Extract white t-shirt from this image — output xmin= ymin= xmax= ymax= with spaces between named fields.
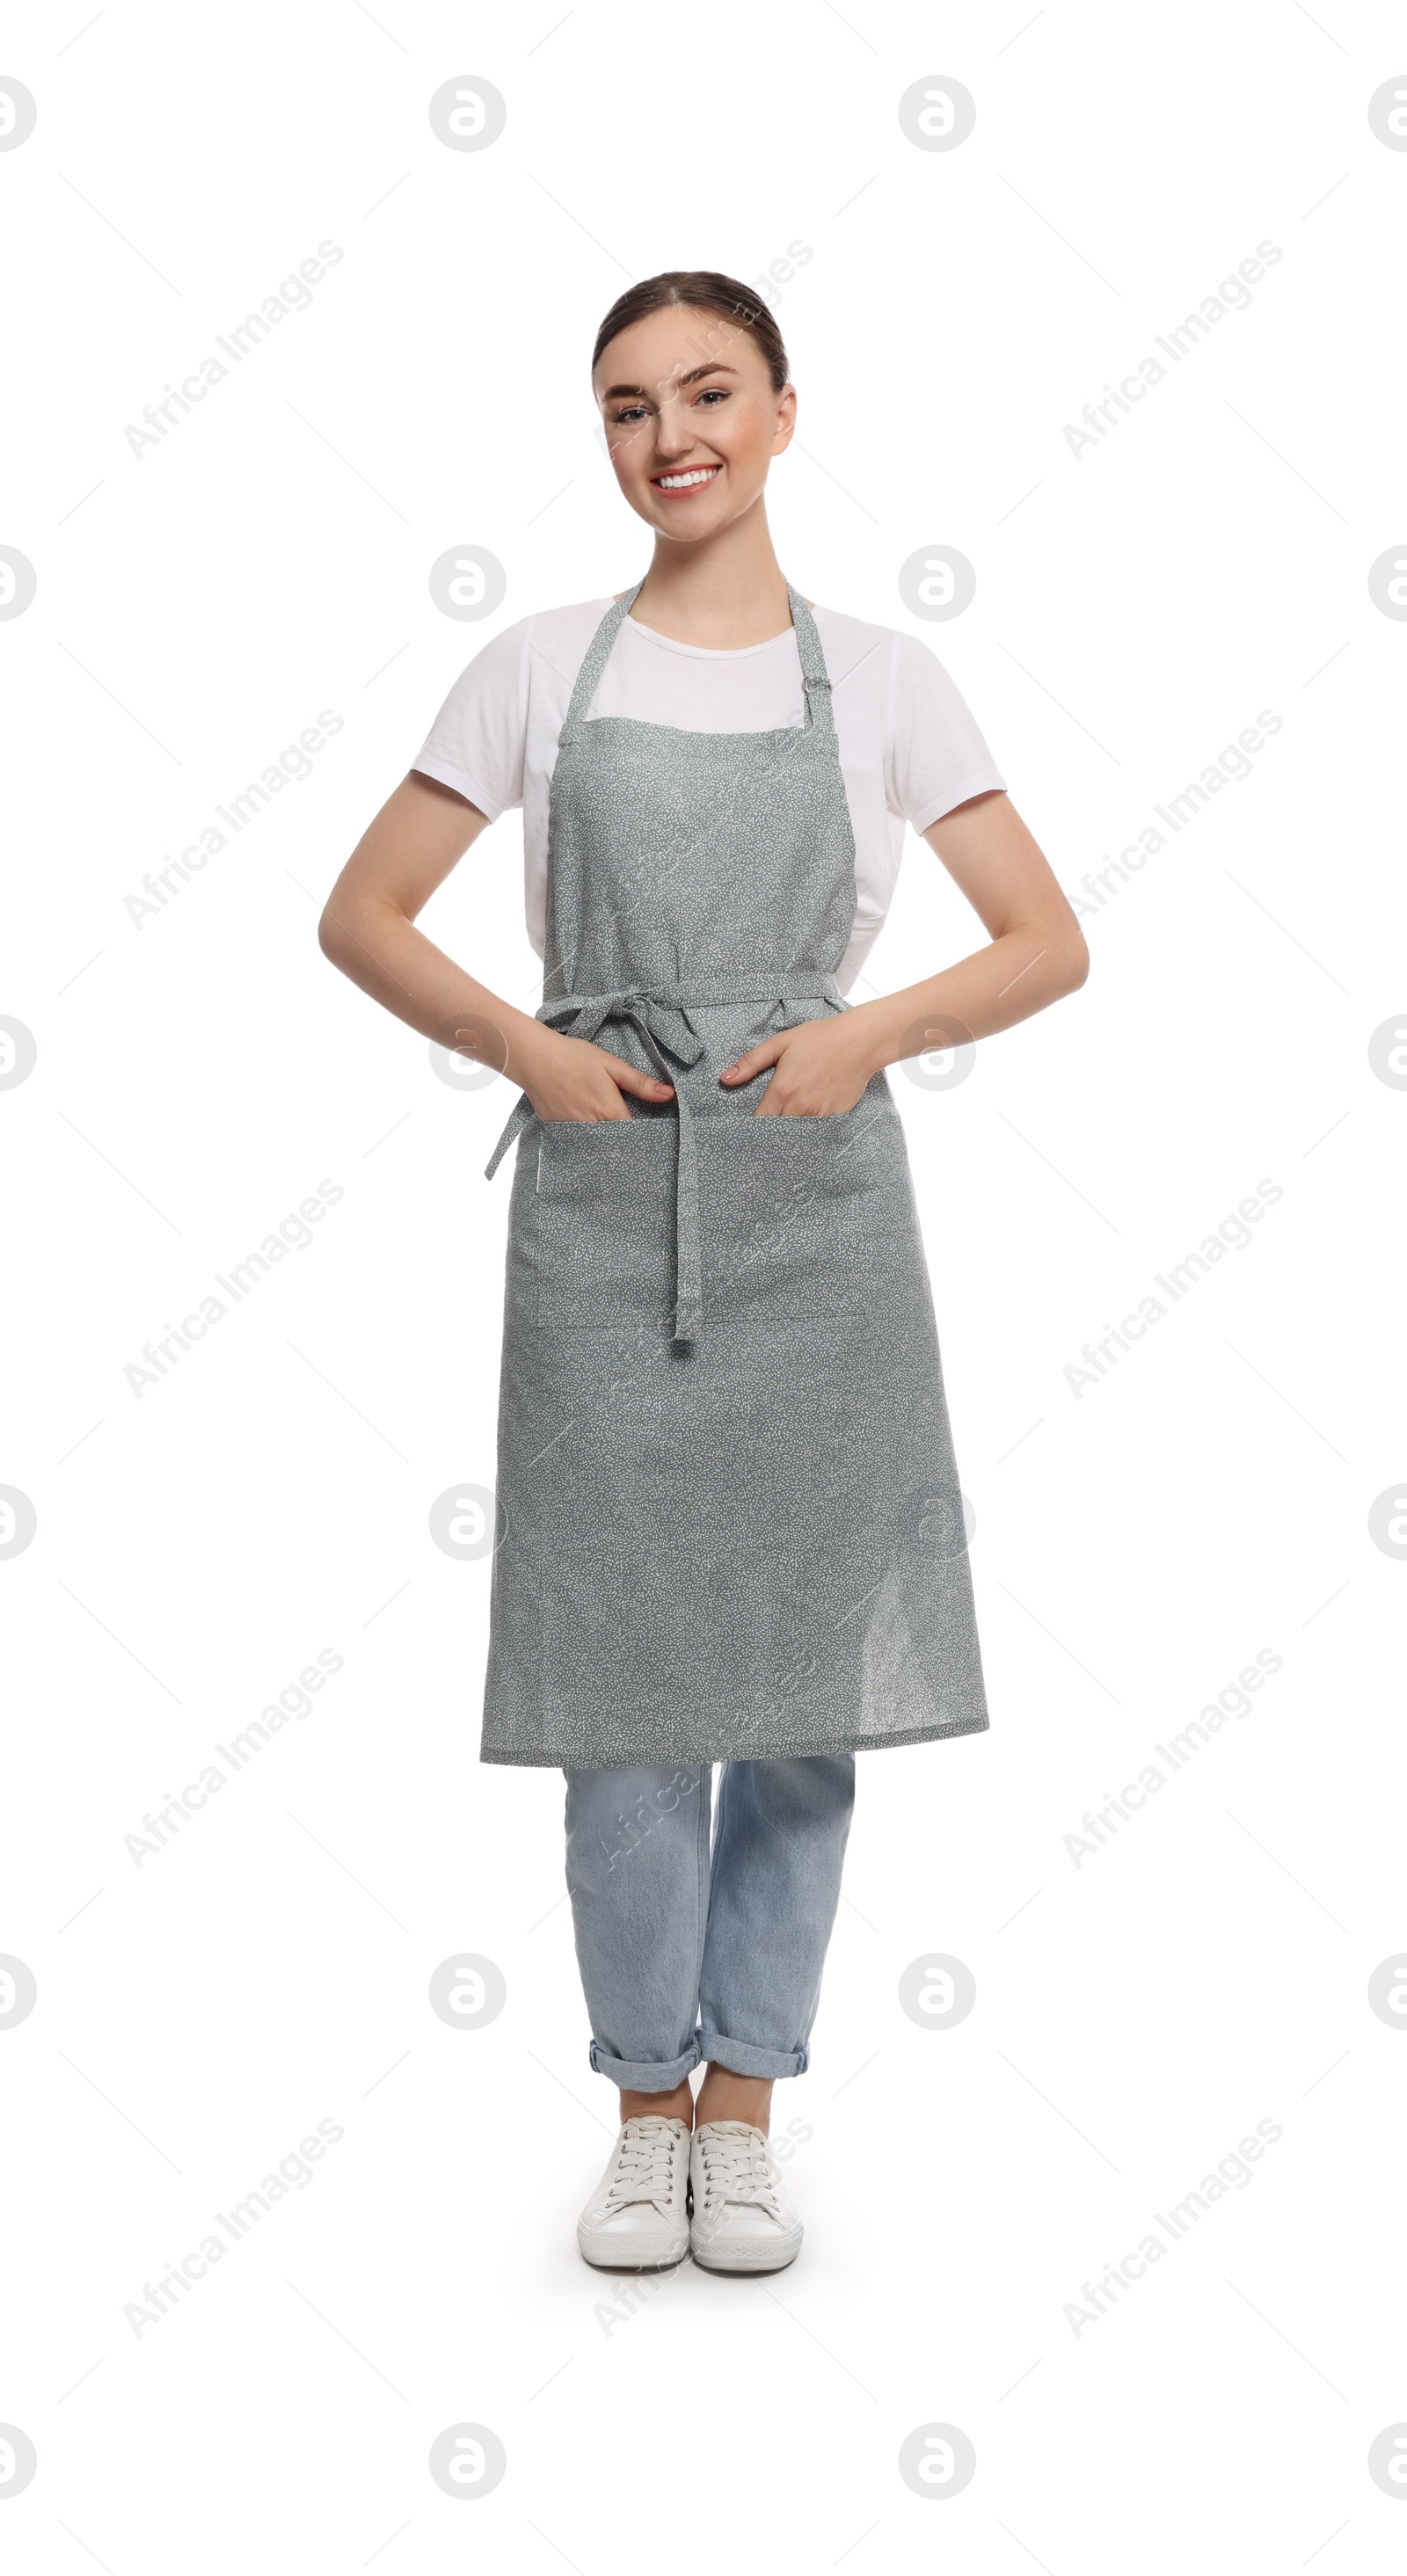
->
xmin=412 ymin=599 xmax=1004 ymax=993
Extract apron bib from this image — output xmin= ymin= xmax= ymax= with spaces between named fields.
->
xmin=480 ymin=583 xmax=989 ymax=1768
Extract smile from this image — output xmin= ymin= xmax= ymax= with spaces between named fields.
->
xmin=652 ymin=465 xmax=721 ymax=492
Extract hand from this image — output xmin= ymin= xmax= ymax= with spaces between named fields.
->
xmin=720 ymin=1016 xmax=879 ymax=1117
xmin=518 ymin=1028 xmax=674 ymax=1124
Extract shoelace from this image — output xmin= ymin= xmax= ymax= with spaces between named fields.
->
xmin=694 ymin=2121 xmax=784 ymax=2218
xmin=603 ymin=2117 xmax=685 ymax=2213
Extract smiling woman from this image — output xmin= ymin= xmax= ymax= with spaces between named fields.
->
xmin=591 ymin=273 xmax=797 ymax=615
xmin=317 ymin=266 xmax=1089 ymax=2279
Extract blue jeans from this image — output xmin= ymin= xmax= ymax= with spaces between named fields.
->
xmin=563 ymin=1757 xmax=856 ymax=2089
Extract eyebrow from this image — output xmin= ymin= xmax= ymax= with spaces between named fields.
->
xmin=600 ymin=363 xmax=740 ymax=401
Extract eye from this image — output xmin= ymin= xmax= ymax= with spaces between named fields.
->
xmin=696 ymin=387 xmax=729 ymax=405
xmin=611 ymin=404 xmax=648 ymax=426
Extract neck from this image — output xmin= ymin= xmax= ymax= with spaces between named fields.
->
xmin=630 ymin=498 xmax=792 ymax=648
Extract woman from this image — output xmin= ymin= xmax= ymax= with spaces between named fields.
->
xmin=320 ymin=272 xmax=1088 ymax=2278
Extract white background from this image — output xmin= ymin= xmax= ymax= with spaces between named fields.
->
xmin=4 ymin=0 xmax=1405 ymax=2565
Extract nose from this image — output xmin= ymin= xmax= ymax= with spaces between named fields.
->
xmin=650 ymin=388 xmax=706 ymax=464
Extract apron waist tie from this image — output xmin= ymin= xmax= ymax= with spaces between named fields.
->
xmin=484 ymin=976 xmax=844 ymax=1342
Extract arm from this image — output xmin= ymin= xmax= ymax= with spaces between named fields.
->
xmin=317 ymin=773 xmax=675 ymax=1119
xmin=720 ymin=790 xmax=1089 ymax=1114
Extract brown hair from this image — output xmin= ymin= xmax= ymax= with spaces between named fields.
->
xmin=591 ymin=270 xmax=790 ymax=395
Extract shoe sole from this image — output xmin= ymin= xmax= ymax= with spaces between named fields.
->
xmin=689 ymin=2239 xmax=802 ymax=2276
xmin=578 ymin=2251 xmax=687 ymax=2274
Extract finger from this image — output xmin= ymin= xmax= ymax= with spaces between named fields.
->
xmin=613 ymin=1065 xmax=675 ymax=1100
xmin=718 ymin=1039 xmax=784 ymax=1084
xmin=593 ymin=1048 xmax=674 ymax=1098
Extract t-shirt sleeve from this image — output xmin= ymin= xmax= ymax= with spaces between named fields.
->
xmin=411 ymin=615 xmax=533 ymax=822
xmin=886 ymin=630 xmax=1005 ymax=836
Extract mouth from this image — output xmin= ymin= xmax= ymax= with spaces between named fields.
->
xmin=650 ymin=464 xmax=722 ymax=496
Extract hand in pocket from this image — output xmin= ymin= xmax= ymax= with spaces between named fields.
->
xmin=720 ymin=1017 xmax=875 ymax=1116
xmin=524 ymin=1030 xmax=674 ymax=1122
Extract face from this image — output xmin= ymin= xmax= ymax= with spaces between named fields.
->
xmin=594 ymin=304 xmax=796 ymax=542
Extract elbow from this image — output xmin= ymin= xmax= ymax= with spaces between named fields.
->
xmin=319 ymin=886 xmax=405 ymax=978
xmin=1043 ymin=900 xmax=1090 ymax=995
xmin=317 ymin=899 xmax=350 ymax=968
xmin=1007 ymin=906 xmax=1090 ymax=1004
xmin=1061 ymin=924 xmax=1091 ymax=993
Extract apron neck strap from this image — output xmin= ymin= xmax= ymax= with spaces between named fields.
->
xmin=786 ymin=586 xmax=836 ymax=733
xmin=558 ymin=582 xmax=645 ymax=746
xmin=557 ymin=578 xmax=835 ymax=746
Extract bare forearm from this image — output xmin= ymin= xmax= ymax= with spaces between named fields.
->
xmin=318 ymin=897 xmax=545 ymax=1087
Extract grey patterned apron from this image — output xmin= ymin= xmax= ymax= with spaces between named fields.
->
xmin=479 ymin=581 xmax=989 ymax=1768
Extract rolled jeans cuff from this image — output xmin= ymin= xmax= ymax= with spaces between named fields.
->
xmin=587 ymin=2038 xmax=701 ymax=2090
xmin=697 ymin=2027 xmax=808 ymax=2079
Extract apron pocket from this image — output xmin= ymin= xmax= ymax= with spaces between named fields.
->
xmin=532 ymin=1116 xmax=677 ymax=1328
xmin=698 ymin=1084 xmax=912 ymax=1322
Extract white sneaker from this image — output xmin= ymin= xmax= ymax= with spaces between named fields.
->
xmin=689 ymin=2121 xmax=803 ymax=2274
xmin=576 ymin=2116 xmax=690 ymax=2271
